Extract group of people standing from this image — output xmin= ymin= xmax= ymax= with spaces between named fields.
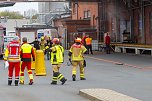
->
xmin=4 ymin=35 xmax=88 ymax=86
xmin=4 ymin=32 xmax=111 ymax=86
xmin=78 ymin=32 xmax=111 ymax=55
xmin=4 ymin=37 xmax=35 ymax=86
xmin=29 ymin=36 xmax=53 ymax=60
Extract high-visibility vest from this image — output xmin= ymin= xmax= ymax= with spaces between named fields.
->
xmin=4 ymin=41 xmax=20 ymax=62
xmin=51 ymin=45 xmax=64 ymax=64
xmin=85 ymin=37 xmax=92 ymax=45
xmin=21 ymin=43 xmax=34 ymax=62
xmin=69 ymin=43 xmax=87 ymax=61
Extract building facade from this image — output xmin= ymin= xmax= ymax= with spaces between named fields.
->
xmin=58 ymin=1 xmax=98 ymax=49
xmin=38 ymin=2 xmax=68 ymax=24
xmin=54 ymin=0 xmax=152 ymax=49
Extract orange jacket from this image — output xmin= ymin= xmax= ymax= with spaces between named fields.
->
xmin=85 ymin=37 xmax=92 ymax=45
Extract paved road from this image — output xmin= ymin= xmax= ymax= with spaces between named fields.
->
xmin=0 ymin=51 xmax=152 ymax=101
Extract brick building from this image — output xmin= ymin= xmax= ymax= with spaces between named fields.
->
xmin=98 ymin=0 xmax=152 ymax=45
xmin=54 ymin=0 xmax=152 ymax=49
xmin=54 ymin=0 xmax=98 ymax=49
xmin=131 ymin=0 xmax=152 ymax=45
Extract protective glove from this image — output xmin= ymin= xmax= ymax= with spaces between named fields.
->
xmin=47 ymin=48 xmax=52 ymax=52
xmin=69 ymin=58 xmax=71 ymax=62
xmin=67 ymin=58 xmax=72 ymax=66
xmin=4 ymin=61 xmax=9 ymax=69
xmin=83 ymin=60 xmax=86 ymax=67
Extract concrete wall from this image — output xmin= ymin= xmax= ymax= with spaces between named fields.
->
xmin=1 ymin=19 xmax=30 ymax=32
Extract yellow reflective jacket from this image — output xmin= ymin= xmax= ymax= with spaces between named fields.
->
xmin=51 ymin=45 xmax=64 ymax=64
xmin=69 ymin=43 xmax=87 ymax=61
xmin=40 ymin=40 xmax=46 ymax=51
xmin=20 ymin=43 xmax=35 ymax=62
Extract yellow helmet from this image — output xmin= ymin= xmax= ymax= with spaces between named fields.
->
xmin=41 ymin=36 xmax=44 ymax=40
xmin=41 ymin=36 xmax=44 ymax=39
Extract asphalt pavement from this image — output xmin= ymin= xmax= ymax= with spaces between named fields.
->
xmin=0 ymin=51 xmax=152 ymax=101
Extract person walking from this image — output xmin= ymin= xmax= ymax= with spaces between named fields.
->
xmin=85 ymin=35 xmax=93 ymax=54
xmin=68 ymin=38 xmax=87 ymax=81
xmin=49 ymin=38 xmax=67 ymax=85
xmin=105 ymin=32 xmax=111 ymax=54
xmin=4 ymin=37 xmax=20 ymax=86
xmin=20 ymin=37 xmax=35 ymax=85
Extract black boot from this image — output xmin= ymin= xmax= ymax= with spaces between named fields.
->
xmin=8 ymin=80 xmax=12 ymax=86
xmin=72 ymin=74 xmax=76 ymax=81
xmin=61 ymin=78 xmax=67 ymax=85
xmin=51 ymin=72 xmax=58 ymax=85
xmin=80 ymin=78 xmax=86 ymax=80
xmin=51 ymin=81 xmax=57 ymax=85
xmin=29 ymin=79 xmax=33 ymax=85
xmin=15 ymin=80 xmax=18 ymax=86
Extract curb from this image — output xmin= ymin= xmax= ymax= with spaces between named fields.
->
xmin=79 ymin=90 xmax=101 ymax=101
xmin=79 ymin=89 xmax=142 ymax=101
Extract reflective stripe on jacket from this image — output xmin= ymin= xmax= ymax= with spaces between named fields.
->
xmin=51 ymin=45 xmax=64 ymax=64
xmin=4 ymin=41 xmax=20 ymax=62
xmin=20 ymin=43 xmax=35 ymax=62
xmin=69 ymin=43 xmax=87 ymax=61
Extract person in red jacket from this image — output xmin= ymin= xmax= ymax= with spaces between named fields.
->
xmin=105 ymin=32 xmax=111 ymax=54
xmin=4 ymin=37 xmax=20 ymax=86
xmin=20 ymin=37 xmax=35 ymax=85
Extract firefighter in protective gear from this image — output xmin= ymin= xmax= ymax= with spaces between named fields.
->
xmin=4 ymin=37 xmax=20 ymax=86
xmin=68 ymin=38 xmax=87 ymax=81
xmin=20 ymin=37 xmax=35 ymax=85
xmin=50 ymin=38 xmax=67 ymax=85
xmin=40 ymin=36 xmax=47 ymax=52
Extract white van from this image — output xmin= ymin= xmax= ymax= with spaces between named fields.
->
xmin=6 ymin=31 xmax=16 ymax=36
xmin=37 ymin=29 xmax=52 ymax=41
xmin=3 ymin=36 xmax=19 ymax=52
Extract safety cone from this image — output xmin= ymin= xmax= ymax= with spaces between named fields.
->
xmin=35 ymin=50 xmax=46 ymax=76
xmin=31 ymin=48 xmax=36 ymax=70
xmin=31 ymin=59 xmax=35 ymax=70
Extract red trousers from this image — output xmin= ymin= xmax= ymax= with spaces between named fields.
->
xmin=8 ymin=62 xmax=20 ymax=78
xmin=20 ymin=62 xmax=32 ymax=76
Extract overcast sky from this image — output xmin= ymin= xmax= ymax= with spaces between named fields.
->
xmin=0 ymin=2 xmax=38 ymax=15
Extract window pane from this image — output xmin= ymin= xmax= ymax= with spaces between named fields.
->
xmin=88 ymin=10 xmax=91 ymax=18
xmin=84 ymin=11 xmax=87 ymax=19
